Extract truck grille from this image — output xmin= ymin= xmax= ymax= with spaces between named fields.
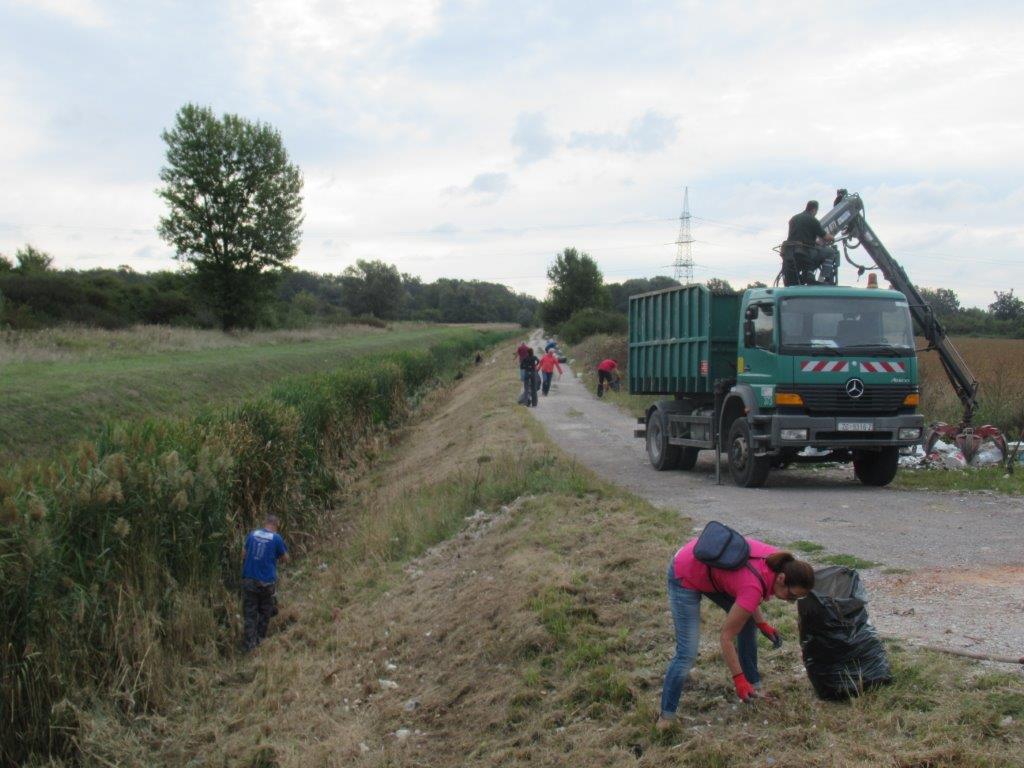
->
xmin=793 ymin=384 xmax=915 ymax=415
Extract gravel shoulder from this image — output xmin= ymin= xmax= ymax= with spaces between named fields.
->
xmin=526 ymin=344 xmax=1024 ymax=662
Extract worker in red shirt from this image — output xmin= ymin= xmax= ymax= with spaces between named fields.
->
xmin=537 ymin=349 xmax=563 ymax=396
xmin=596 ymin=358 xmax=619 ymax=398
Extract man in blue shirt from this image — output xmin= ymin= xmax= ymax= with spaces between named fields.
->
xmin=241 ymin=514 xmax=289 ymax=651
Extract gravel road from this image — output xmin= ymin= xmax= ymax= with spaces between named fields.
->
xmin=525 ymin=345 xmax=1024 ymax=663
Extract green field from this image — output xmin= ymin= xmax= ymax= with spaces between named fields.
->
xmin=0 ymin=324 xmax=495 ymax=462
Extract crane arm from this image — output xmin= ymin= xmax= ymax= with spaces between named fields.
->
xmin=818 ymin=190 xmax=980 ymax=425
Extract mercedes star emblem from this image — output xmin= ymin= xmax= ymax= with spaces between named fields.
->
xmin=845 ymin=378 xmax=865 ymax=399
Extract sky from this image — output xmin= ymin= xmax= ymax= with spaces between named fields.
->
xmin=1 ymin=0 xmax=1022 ymax=307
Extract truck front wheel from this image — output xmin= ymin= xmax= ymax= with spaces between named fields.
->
xmin=646 ymin=409 xmax=681 ymax=470
xmin=853 ymin=447 xmax=899 ymax=487
xmin=727 ymin=419 xmax=771 ymax=488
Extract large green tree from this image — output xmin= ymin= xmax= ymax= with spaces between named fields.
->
xmin=918 ymin=287 xmax=961 ymax=318
xmin=990 ymin=289 xmax=1024 ymax=321
xmin=340 ymin=259 xmax=406 ymax=319
xmin=541 ymin=247 xmax=609 ymax=326
xmin=157 ymin=104 xmax=303 ymax=329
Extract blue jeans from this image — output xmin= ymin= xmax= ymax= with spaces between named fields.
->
xmin=660 ymin=562 xmax=760 ymax=717
xmin=541 ymin=371 xmax=553 ymax=395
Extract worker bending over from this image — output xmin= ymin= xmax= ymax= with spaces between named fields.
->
xmin=657 ymin=535 xmax=815 ymax=730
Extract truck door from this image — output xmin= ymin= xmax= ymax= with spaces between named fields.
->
xmin=739 ymin=302 xmax=779 ymax=408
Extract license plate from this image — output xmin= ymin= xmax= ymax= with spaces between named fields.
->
xmin=838 ymin=421 xmax=874 ymax=432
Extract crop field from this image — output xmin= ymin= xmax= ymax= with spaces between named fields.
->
xmin=0 ymin=323 xmax=509 ymax=462
xmin=916 ymin=336 xmax=1024 ymax=434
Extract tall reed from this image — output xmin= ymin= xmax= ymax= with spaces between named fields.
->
xmin=0 ymin=328 xmax=509 ymax=765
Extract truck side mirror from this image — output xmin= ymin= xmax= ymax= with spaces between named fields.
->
xmin=743 ymin=319 xmax=755 ymax=347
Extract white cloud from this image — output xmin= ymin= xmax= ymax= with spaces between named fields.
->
xmin=7 ymin=0 xmax=108 ymax=28
xmin=569 ymin=110 xmax=679 ymax=154
xmin=511 ymin=112 xmax=558 ymax=165
xmin=443 ymin=172 xmax=511 ymax=202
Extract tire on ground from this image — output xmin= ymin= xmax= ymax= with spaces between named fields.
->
xmin=646 ymin=408 xmax=681 ymax=471
xmin=853 ymin=447 xmax=899 ymax=487
xmin=727 ymin=418 xmax=771 ymax=488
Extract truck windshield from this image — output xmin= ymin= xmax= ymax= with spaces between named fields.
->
xmin=779 ymin=296 xmax=914 ymax=356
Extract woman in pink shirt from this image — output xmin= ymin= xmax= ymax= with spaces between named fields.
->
xmin=657 ymin=536 xmax=815 ymax=730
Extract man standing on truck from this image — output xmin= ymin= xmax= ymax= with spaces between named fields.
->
xmin=241 ymin=514 xmax=289 ymax=651
xmin=781 ymin=201 xmax=837 ymax=286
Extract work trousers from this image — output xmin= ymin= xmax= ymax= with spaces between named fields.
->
xmin=522 ymin=372 xmax=539 ymax=406
xmin=242 ymin=578 xmax=277 ymax=651
xmin=660 ymin=562 xmax=760 ymax=717
xmin=597 ymin=369 xmax=617 ymax=397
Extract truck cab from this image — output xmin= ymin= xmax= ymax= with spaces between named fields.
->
xmin=726 ymin=285 xmax=924 ymax=485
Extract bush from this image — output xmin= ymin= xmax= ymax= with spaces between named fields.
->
xmin=559 ymin=308 xmax=628 ymax=344
xmin=0 ymin=328 xmax=511 ymax=764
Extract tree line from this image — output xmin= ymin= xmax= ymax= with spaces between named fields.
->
xmin=0 ymin=249 xmax=538 ymax=330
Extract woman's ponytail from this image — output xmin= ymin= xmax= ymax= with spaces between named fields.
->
xmin=765 ymin=551 xmax=815 ymax=590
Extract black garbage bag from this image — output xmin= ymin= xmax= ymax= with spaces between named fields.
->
xmin=798 ymin=566 xmax=892 ymax=701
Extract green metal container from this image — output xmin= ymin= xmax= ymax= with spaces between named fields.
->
xmin=628 ymin=284 xmax=740 ymax=395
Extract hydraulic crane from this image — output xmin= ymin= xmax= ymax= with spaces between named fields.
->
xmin=818 ymin=189 xmax=1007 ymax=461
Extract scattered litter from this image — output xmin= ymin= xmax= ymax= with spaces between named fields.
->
xmin=403 ymin=698 xmax=420 ymax=712
xmin=394 ymin=729 xmax=411 ymax=741
xmin=378 ymin=679 xmax=398 ymax=690
xmin=384 ymin=661 xmax=398 ymax=672
xmin=798 ymin=447 xmax=832 ymax=458
xmin=317 ymin=562 xmax=328 ymax=571
xmin=359 ymin=742 xmax=370 ymax=754
xmin=1001 ymin=715 xmax=1014 ymax=726
xmin=972 ymin=445 xmax=1005 ymax=467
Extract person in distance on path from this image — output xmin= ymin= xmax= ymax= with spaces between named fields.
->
xmin=514 ymin=341 xmax=530 ymax=383
xmin=241 ymin=514 xmax=289 ymax=652
xmin=519 ymin=346 xmax=540 ymax=407
xmin=538 ymin=348 xmax=563 ymax=396
xmin=656 ymin=538 xmax=815 ymax=730
xmin=596 ymin=358 xmax=619 ymax=397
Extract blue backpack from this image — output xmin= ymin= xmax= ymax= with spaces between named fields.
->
xmin=693 ymin=521 xmax=766 ymax=592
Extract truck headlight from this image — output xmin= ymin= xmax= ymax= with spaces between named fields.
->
xmin=898 ymin=427 xmax=922 ymax=440
xmin=780 ymin=429 xmax=808 ymax=441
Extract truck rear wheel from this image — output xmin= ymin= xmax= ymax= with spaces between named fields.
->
xmin=646 ymin=409 xmax=681 ymax=470
xmin=853 ymin=447 xmax=899 ymax=487
xmin=727 ymin=418 xmax=770 ymax=488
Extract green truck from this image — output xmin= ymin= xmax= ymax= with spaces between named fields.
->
xmin=630 ymin=283 xmax=925 ymax=487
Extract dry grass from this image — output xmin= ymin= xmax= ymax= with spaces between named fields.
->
xmin=0 ymin=323 xmax=394 ymax=363
xmin=61 ymin=341 xmax=1024 ymax=767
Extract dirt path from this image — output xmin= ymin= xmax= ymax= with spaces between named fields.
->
xmin=526 ymin=341 xmax=1024 ymax=662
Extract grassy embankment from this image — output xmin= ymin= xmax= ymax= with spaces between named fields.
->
xmin=67 ymin=341 xmax=1024 ymax=767
xmin=0 ymin=326 xmax=511 ymax=766
xmin=0 ymin=323 xmax=504 ymax=463
xmin=569 ymin=333 xmax=1024 ymax=494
